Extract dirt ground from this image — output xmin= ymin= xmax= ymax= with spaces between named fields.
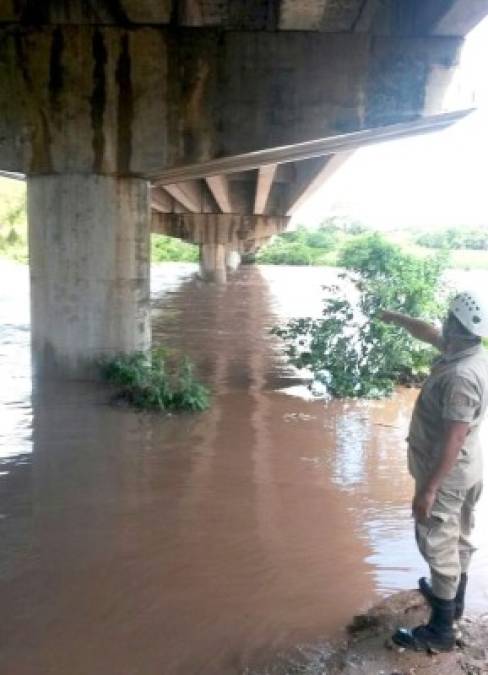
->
xmin=251 ymin=591 xmax=488 ymax=675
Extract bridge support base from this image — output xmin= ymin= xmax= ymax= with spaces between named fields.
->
xmin=28 ymin=174 xmax=151 ymax=379
xmin=225 ymin=247 xmax=241 ymax=272
xmin=199 ymin=243 xmax=227 ymax=283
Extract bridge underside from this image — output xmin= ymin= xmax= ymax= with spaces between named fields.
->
xmin=1 ymin=0 xmax=487 ymax=377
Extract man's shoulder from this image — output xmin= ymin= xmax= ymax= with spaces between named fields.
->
xmin=453 ymin=347 xmax=488 ymax=387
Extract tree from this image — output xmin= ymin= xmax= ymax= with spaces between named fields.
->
xmin=273 ymin=234 xmax=448 ymax=398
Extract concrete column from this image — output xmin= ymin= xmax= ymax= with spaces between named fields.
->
xmin=225 ymin=247 xmax=241 ymax=272
xmin=28 ymin=175 xmax=151 ymax=379
xmin=199 ymin=243 xmax=227 ymax=283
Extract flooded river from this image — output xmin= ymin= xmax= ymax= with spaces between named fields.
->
xmin=1 ymin=261 xmax=488 ymax=674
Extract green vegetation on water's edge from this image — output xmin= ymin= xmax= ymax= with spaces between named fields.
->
xmin=101 ymin=349 xmax=210 ymax=412
xmin=273 ymin=233 xmax=448 ymax=399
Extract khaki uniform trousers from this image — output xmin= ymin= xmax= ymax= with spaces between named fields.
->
xmin=415 ymin=480 xmax=483 ymax=600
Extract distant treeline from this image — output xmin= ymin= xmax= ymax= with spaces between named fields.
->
xmin=256 ymin=219 xmax=368 ymax=266
xmin=415 ymin=227 xmax=488 ymax=251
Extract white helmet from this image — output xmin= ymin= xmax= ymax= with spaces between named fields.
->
xmin=449 ymin=289 xmax=488 ymax=338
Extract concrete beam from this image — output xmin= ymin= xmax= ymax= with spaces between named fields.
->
xmin=287 ymin=152 xmax=354 ymax=215
xmin=163 ymin=181 xmax=204 ymax=213
xmin=0 ymin=28 xmax=463 ymax=176
xmin=432 ymin=0 xmax=488 ymax=36
xmin=279 ymin=0 xmax=329 ymax=30
xmin=205 ymin=175 xmax=232 ymax=213
xmin=0 ymin=1 xmax=173 ymax=24
xmin=353 ymin=0 xmax=382 ymax=32
xmin=254 ymin=164 xmax=277 ymax=215
xmin=279 ymin=0 xmax=365 ymax=31
xmin=363 ymin=1 xmax=488 ymax=37
xmin=151 ymin=187 xmax=174 ymax=213
xmin=152 ymin=212 xmax=289 ymax=245
xmin=177 ymin=1 xmax=226 ymax=27
xmin=12 ymin=0 xmax=485 ymax=35
xmin=151 ymin=109 xmax=472 ymax=184
xmin=176 ymin=1 xmax=279 ymax=30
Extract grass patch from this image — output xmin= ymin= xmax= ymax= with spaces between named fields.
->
xmin=100 ymin=349 xmax=210 ymax=412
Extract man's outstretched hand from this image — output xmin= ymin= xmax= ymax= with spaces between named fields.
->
xmin=376 ymin=310 xmax=443 ymax=349
xmin=378 ymin=310 xmax=398 ymax=324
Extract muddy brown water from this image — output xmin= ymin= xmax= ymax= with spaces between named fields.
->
xmin=1 ymin=261 xmax=488 ymax=675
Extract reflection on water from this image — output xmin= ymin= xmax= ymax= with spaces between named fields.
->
xmin=0 ymin=261 xmax=31 ymax=462
xmin=1 ymin=260 xmax=488 ymax=674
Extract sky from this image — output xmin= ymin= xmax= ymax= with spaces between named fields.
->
xmin=292 ymin=17 xmax=488 ymax=231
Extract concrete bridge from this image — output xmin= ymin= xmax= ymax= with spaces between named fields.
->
xmin=1 ymin=0 xmax=487 ymax=378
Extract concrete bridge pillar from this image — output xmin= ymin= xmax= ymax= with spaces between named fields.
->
xmin=199 ymin=243 xmax=227 ymax=284
xmin=28 ymin=174 xmax=151 ymax=378
xmin=225 ymin=247 xmax=241 ymax=273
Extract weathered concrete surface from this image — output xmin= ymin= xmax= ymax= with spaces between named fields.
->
xmin=2 ymin=1 xmax=487 ymax=35
xmin=366 ymin=0 xmax=488 ymax=37
xmin=405 ymin=0 xmax=488 ymax=37
xmin=28 ymin=175 xmax=150 ymax=378
xmin=200 ymin=243 xmax=227 ymax=283
xmin=152 ymin=212 xmax=289 ymax=247
xmin=279 ymin=0 xmax=365 ymax=31
xmin=0 ymin=27 xmax=463 ymax=176
xmin=0 ymin=1 xmax=173 ymax=24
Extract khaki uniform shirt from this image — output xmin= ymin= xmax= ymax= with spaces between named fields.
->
xmin=407 ymin=344 xmax=488 ymax=489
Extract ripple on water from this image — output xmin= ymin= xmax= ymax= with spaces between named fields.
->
xmin=1 ymin=260 xmax=488 ymax=674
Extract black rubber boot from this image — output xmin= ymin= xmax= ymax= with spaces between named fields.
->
xmin=419 ymin=573 xmax=467 ymax=620
xmin=392 ymin=595 xmax=456 ymax=653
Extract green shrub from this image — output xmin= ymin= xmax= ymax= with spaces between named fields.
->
xmin=303 ymin=227 xmax=339 ymax=250
xmin=151 ymin=234 xmax=199 ymax=262
xmin=257 ymin=224 xmax=344 ymax=266
xmin=100 ymin=349 xmax=210 ymax=412
xmin=273 ymin=235 xmax=448 ymax=399
xmin=257 ymin=240 xmax=316 ymax=265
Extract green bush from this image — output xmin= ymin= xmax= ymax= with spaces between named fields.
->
xmin=303 ymin=227 xmax=339 ymax=250
xmin=100 ymin=349 xmax=210 ymax=412
xmin=257 ymin=224 xmax=343 ymax=266
xmin=151 ymin=234 xmax=199 ymax=262
xmin=257 ymin=240 xmax=316 ymax=265
xmin=273 ymin=235 xmax=448 ymax=399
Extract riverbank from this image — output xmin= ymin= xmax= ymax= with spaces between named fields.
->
xmin=252 ymin=591 xmax=488 ymax=674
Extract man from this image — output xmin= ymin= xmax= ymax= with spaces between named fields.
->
xmin=379 ymin=289 xmax=488 ymax=653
